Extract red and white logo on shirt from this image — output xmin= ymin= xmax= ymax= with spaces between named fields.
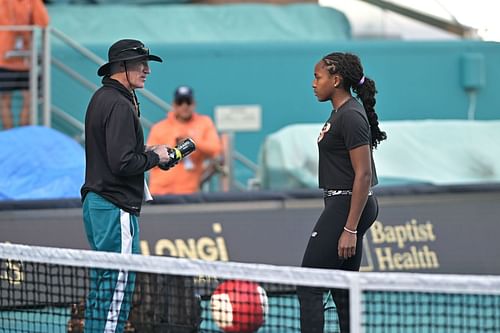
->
xmin=317 ymin=122 xmax=331 ymax=142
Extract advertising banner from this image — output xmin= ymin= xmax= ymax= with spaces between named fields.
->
xmin=1 ymin=191 xmax=499 ymax=275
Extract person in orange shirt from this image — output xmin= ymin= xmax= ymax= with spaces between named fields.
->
xmin=147 ymin=85 xmax=222 ymax=195
xmin=0 ymin=0 xmax=49 ymax=129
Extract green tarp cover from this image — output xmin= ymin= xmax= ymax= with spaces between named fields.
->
xmin=258 ymin=120 xmax=500 ymax=189
xmin=47 ymin=3 xmax=351 ymax=44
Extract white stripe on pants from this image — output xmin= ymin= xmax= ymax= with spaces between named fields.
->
xmin=104 ymin=209 xmax=132 ymax=333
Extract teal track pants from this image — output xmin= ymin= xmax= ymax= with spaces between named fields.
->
xmin=82 ymin=192 xmax=140 ymax=333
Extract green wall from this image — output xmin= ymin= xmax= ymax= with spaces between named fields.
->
xmin=45 ymin=3 xmax=500 ymax=186
xmin=52 ymin=40 xmax=500 ymax=179
xmin=51 ymin=39 xmax=500 ymax=185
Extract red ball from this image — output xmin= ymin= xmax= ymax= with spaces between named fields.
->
xmin=210 ymin=280 xmax=268 ymax=333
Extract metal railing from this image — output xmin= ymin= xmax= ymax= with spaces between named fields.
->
xmin=1 ymin=25 xmax=257 ymax=190
xmin=48 ymin=27 xmax=166 ymax=131
xmin=49 ymin=27 xmax=259 ymax=190
xmin=0 ymin=26 xmax=45 ymax=128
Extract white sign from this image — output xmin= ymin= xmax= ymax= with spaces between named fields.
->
xmin=215 ymin=105 xmax=262 ymax=132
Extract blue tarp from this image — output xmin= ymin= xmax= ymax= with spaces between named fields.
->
xmin=0 ymin=126 xmax=84 ymax=201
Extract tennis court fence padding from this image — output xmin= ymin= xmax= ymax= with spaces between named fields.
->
xmin=1 ymin=243 xmax=500 ymax=333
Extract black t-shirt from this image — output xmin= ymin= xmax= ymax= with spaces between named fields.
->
xmin=317 ymin=98 xmax=378 ymax=189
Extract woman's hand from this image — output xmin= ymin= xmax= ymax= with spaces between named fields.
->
xmin=338 ymin=231 xmax=357 ymax=259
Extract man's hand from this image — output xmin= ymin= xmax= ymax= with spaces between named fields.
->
xmin=152 ymin=145 xmax=171 ymax=164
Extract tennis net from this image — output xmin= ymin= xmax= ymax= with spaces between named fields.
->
xmin=1 ymin=243 xmax=500 ymax=333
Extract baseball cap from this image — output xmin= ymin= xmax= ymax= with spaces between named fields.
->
xmin=174 ymin=86 xmax=194 ymax=103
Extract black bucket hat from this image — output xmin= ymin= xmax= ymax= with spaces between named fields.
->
xmin=97 ymin=39 xmax=163 ymax=77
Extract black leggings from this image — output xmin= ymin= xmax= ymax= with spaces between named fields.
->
xmin=297 ymin=195 xmax=378 ymax=333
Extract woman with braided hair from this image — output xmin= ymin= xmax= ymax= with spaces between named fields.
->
xmin=297 ymin=52 xmax=386 ymax=333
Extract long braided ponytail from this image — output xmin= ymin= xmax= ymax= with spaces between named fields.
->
xmin=323 ymin=52 xmax=387 ymax=148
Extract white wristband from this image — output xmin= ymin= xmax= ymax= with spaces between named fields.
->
xmin=343 ymin=226 xmax=357 ymax=234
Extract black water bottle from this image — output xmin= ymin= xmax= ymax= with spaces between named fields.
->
xmin=158 ymin=138 xmax=196 ymax=170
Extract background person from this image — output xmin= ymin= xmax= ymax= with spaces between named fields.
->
xmin=81 ymin=39 xmax=171 ymax=333
xmin=147 ymin=85 xmax=222 ymax=195
xmin=0 ymin=0 xmax=49 ymax=129
xmin=297 ymin=52 xmax=386 ymax=333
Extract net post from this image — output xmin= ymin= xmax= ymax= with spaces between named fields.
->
xmin=349 ymin=274 xmax=362 ymax=333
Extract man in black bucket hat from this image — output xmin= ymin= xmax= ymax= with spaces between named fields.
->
xmin=80 ymin=39 xmax=171 ymax=333
xmin=96 ymin=39 xmax=163 ymax=77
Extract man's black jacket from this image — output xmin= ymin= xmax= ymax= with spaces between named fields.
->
xmin=81 ymin=77 xmax=159 ymax=215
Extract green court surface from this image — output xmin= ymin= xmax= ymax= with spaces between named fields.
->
xmin=0 ymin=307 xmax=70 ymax=333
xmin=1 ymin=292 xmax=498 ymax=332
